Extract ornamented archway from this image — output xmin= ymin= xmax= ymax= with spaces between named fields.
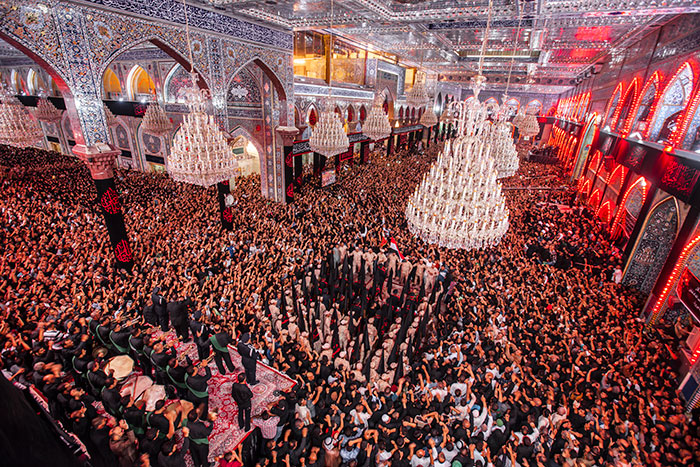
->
xmin=611 ymin=176 xmax=648 ymax=241
xmin=571 ymin=114 xmax=598 ymax=182
xmin=648 ymin=61 xmax=696 ymax=143
xmin=627 ymin=71 xmax=661 ymax=136
xmin=613 ymin=78 xmax=639 ymax=133
xmin=603 ymin=82 xmax=624 ymax=128
xmin=622 ymin=196 xmax=680 ymax=295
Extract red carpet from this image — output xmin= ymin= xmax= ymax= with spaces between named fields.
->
xmin=152 ymin=330 xmax=295 ymax=460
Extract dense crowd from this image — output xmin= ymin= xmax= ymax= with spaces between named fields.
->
xmin=1 ymin=141 xmax=698 ymax=467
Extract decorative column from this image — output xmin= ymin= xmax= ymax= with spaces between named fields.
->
xmin=335 ymin=153 xmax=341 ymax=176
xmin=73 ymin=143 xmax=133 ymax=270
xmin=276 ymin=126 xmax=299 ymax=204
xmin=216 ymin=181 xmax=234 ymax=231
xmin=313 ymin=152 xmax=323 ymax=184
xmin=425 ymin=126 xmax=431 ymax=148
xmin=360 ymin=141 xmax=369 ymax=164
xmin=386 ymin=133 xmax=394 ymax=157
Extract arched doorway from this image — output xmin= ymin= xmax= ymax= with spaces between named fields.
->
xmin=648 ymin=61 xmax=696 ymax=143
xmin=603 ymin=83 xmax=623 ymax=128
xmin=627 ymin=72 xmax=661 ymax=136
xmin=229 ymin=126 xmax=264 ymax=177
xmin=622 ymin=196 xmax=680 ymax=295
xmin=610 ymin=176 xmax=648 ymax=244
xmin=570 ymin=114 xmax=598 ymax=181
xmin=613 ymin=78 xmax=639 ymax=133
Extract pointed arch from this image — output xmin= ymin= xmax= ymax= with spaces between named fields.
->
xmin=648 ymin=60 xmax=697 ymax=142
xmin=611 ymin=176 xmax=648 ymax=238
xmin=627 ymin=71 xmax=662 ymax=136
xmin=228 ymin=57 xmax=287 ymax=102
xmin=597 ymin=201 xmax=612 ymax=223
xmin=359 ymin=104 xmax=367 ymax=122
xmin=98 ymin=37 xmax=209 ymax=92
xmin=622 ymin=196 xmax=680 ymax=294
xmin=613 ymin=78 xmax=639 ymax=132
xmin=307 ymin=103 xmax=318 ymax=127
xmin=589 ymin=189 xmax=602 ymax=210
xmin=103 ymin=67 xmax=123 ymax=99
xmin=676 ymin=74 xmax=700 ymax=150
xmin=526 ymin=99 xmax=543 ymax=115
xmin=126 ymin=65 xmax=156 ymax=101
xmin=603 ymin=82 xmax=624 ymax=127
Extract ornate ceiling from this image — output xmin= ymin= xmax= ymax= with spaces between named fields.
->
xmin=200 ymin=0 xmax=700 ymax=90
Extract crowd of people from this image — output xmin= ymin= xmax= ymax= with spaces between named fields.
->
xmin=1 ymin=139 xmax=698 ymax=467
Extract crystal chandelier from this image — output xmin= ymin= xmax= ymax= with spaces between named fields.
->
xmin=488 ymin=120 xmax=519 ymax=179
xmin=103 ymin=103 xmax=118 ymax=127
xmin=141 ymin=98 xmax=173 ymax=137
xmin=168 ymin=0 xmax=237 ymax=187
xmin=470 ymin=74 xmax=487 ymax=98
xmin=406 ymin=133 xmax=509 ymax=250
xmin=519 ymin=113 xmax=540 ymax=139
xmin=419 ymin=106 xmax=438 ymax=128
xmin=0 ymin=87 xmax=43 ymax=148
xmin=169 ymin=75 xmax=238 ymax=187
xmin=406 ymin=73 xmax=430 ymax=108
xmin=309 ymin=0 xmax=348 ymax=157
xmin=309 ymin=99 xmax=349 ymax=156
xmin=363 ymin=95 xmax=391 ymax=141
xmin=33 ymin=98 xmax=62 ymax=123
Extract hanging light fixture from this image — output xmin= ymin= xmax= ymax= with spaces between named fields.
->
xmin=141 ymin=94 xmax=173 ymax=137
xmin=419 ymin=105 xmax=438 ymax=128
xmin=406 ymin=99 xmax=509 ymax=250
xmin=406 ymin=73 xmax=430 ymax=108
xmin=103 ymin=103 xmax=118 ymax=127
xmin=168 ymin=0 xmax=237 ymax=186
xmin=0 ymin=87 xmax=43 ymax=148
xmin=471 ymin=0 xmax=493 ymax=98
xmin=363 ymin=94 xmax=391 ymax=141
xmin=519 ymin=112 xmax=541 ymax=139
xmin=309 ymin=0 xmax=349 ymax=157
xmin=33 ymin=97 xmax=62 ymax=123
xmin=488 ymin=120 xmax=519 ymax=178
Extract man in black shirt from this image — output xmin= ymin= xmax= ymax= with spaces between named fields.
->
xmin=186 ymin=362 xmax=212 ymax=414
xmin=237 ymin=332 xmax=258 ymax=384
xmin=210 ymin=325 xmax=235 ymax=374
xmin=187 ymin=409 xmax=214 ymax=467
xmin=152 ymin=287 xmax=168 ymax=332
xmin=167 ymin=297 xmax=190 ymax=342
xmin=231 ymin=372 xmax=253 ymax=431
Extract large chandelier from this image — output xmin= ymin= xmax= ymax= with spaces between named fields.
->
xmin=34 ymin=98 xmax=62 ymax=123
xmin=406 ymin=136 xmax=509 ymax=250
xmin=169 ymin=75 xmax=238 ymax=187
xmin=309 ymin=0 xmax=348 ymax=157
xmin=141 ymin=98 xmax=173 ymax=137
xmin=419 ymin=106 xmax=438 ymax=128
xmin=519 ymin=113 xmax=541 ymax=139
xmin=363 ymin=95 xmax=391 ymax=141
xmin=489 ymin=120 xmax=519 ymax=178
xmin=0 ymin=88 xmax=43 ymax=148
xmin=168 ymin=0 xmax=237 ymax=187
xmin=406 ymin=74 xmax=430 ymax=108
xmin=309 ymin=100 xmax=349 ymax=156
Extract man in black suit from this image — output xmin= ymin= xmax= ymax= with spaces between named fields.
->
xmin=167 ymin=296 xmax=190 ymax=341
xmin=209 ymin=324 xmax=235 ymax=374
xmin=152 ymin=287 xmax=168 ymax=332
xmin=237 ymin=332 xmax=258 ymax=384
xmin=231 ymin=373 xmax=253 ymax=431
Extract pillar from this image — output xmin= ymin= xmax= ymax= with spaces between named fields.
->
xmin=313 ymin=152 xmax=323 ymax=180
xmin=425 ymin=127 xmax=431 ymax=148
xmin=276 ymin=126 xmax=299 ymax=203
xmin=360 ymin=141 xmax=369 ymax=164
xmin=73 ymin=144 xmax=133 ymax=270
xmin=216 ymin=181 xmax=233 ymax=231
xmin=435 ymin=124 xmax=440 ymax=143
xmin=335 ymin=153 xmax=341 ymax=176
xmin=387 ymin=134 xmax=394 ymax=156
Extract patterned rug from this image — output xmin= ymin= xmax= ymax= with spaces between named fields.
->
xmin=151 ymin=330 xmax=295 ymax=460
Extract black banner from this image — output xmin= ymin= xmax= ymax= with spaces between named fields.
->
xmin=678 ymin=268 xmax=700 ymax=323
xmin=93 ymin=178 xmax=133 ymax=270
xmin=217 ymin=181 xmax=233 ymax=231
xmin=283 ymin=143 xmax=295 ymax=203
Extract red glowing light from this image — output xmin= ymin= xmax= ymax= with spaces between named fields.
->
xmin=575 ymin=26 xmax=612 ymax=42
